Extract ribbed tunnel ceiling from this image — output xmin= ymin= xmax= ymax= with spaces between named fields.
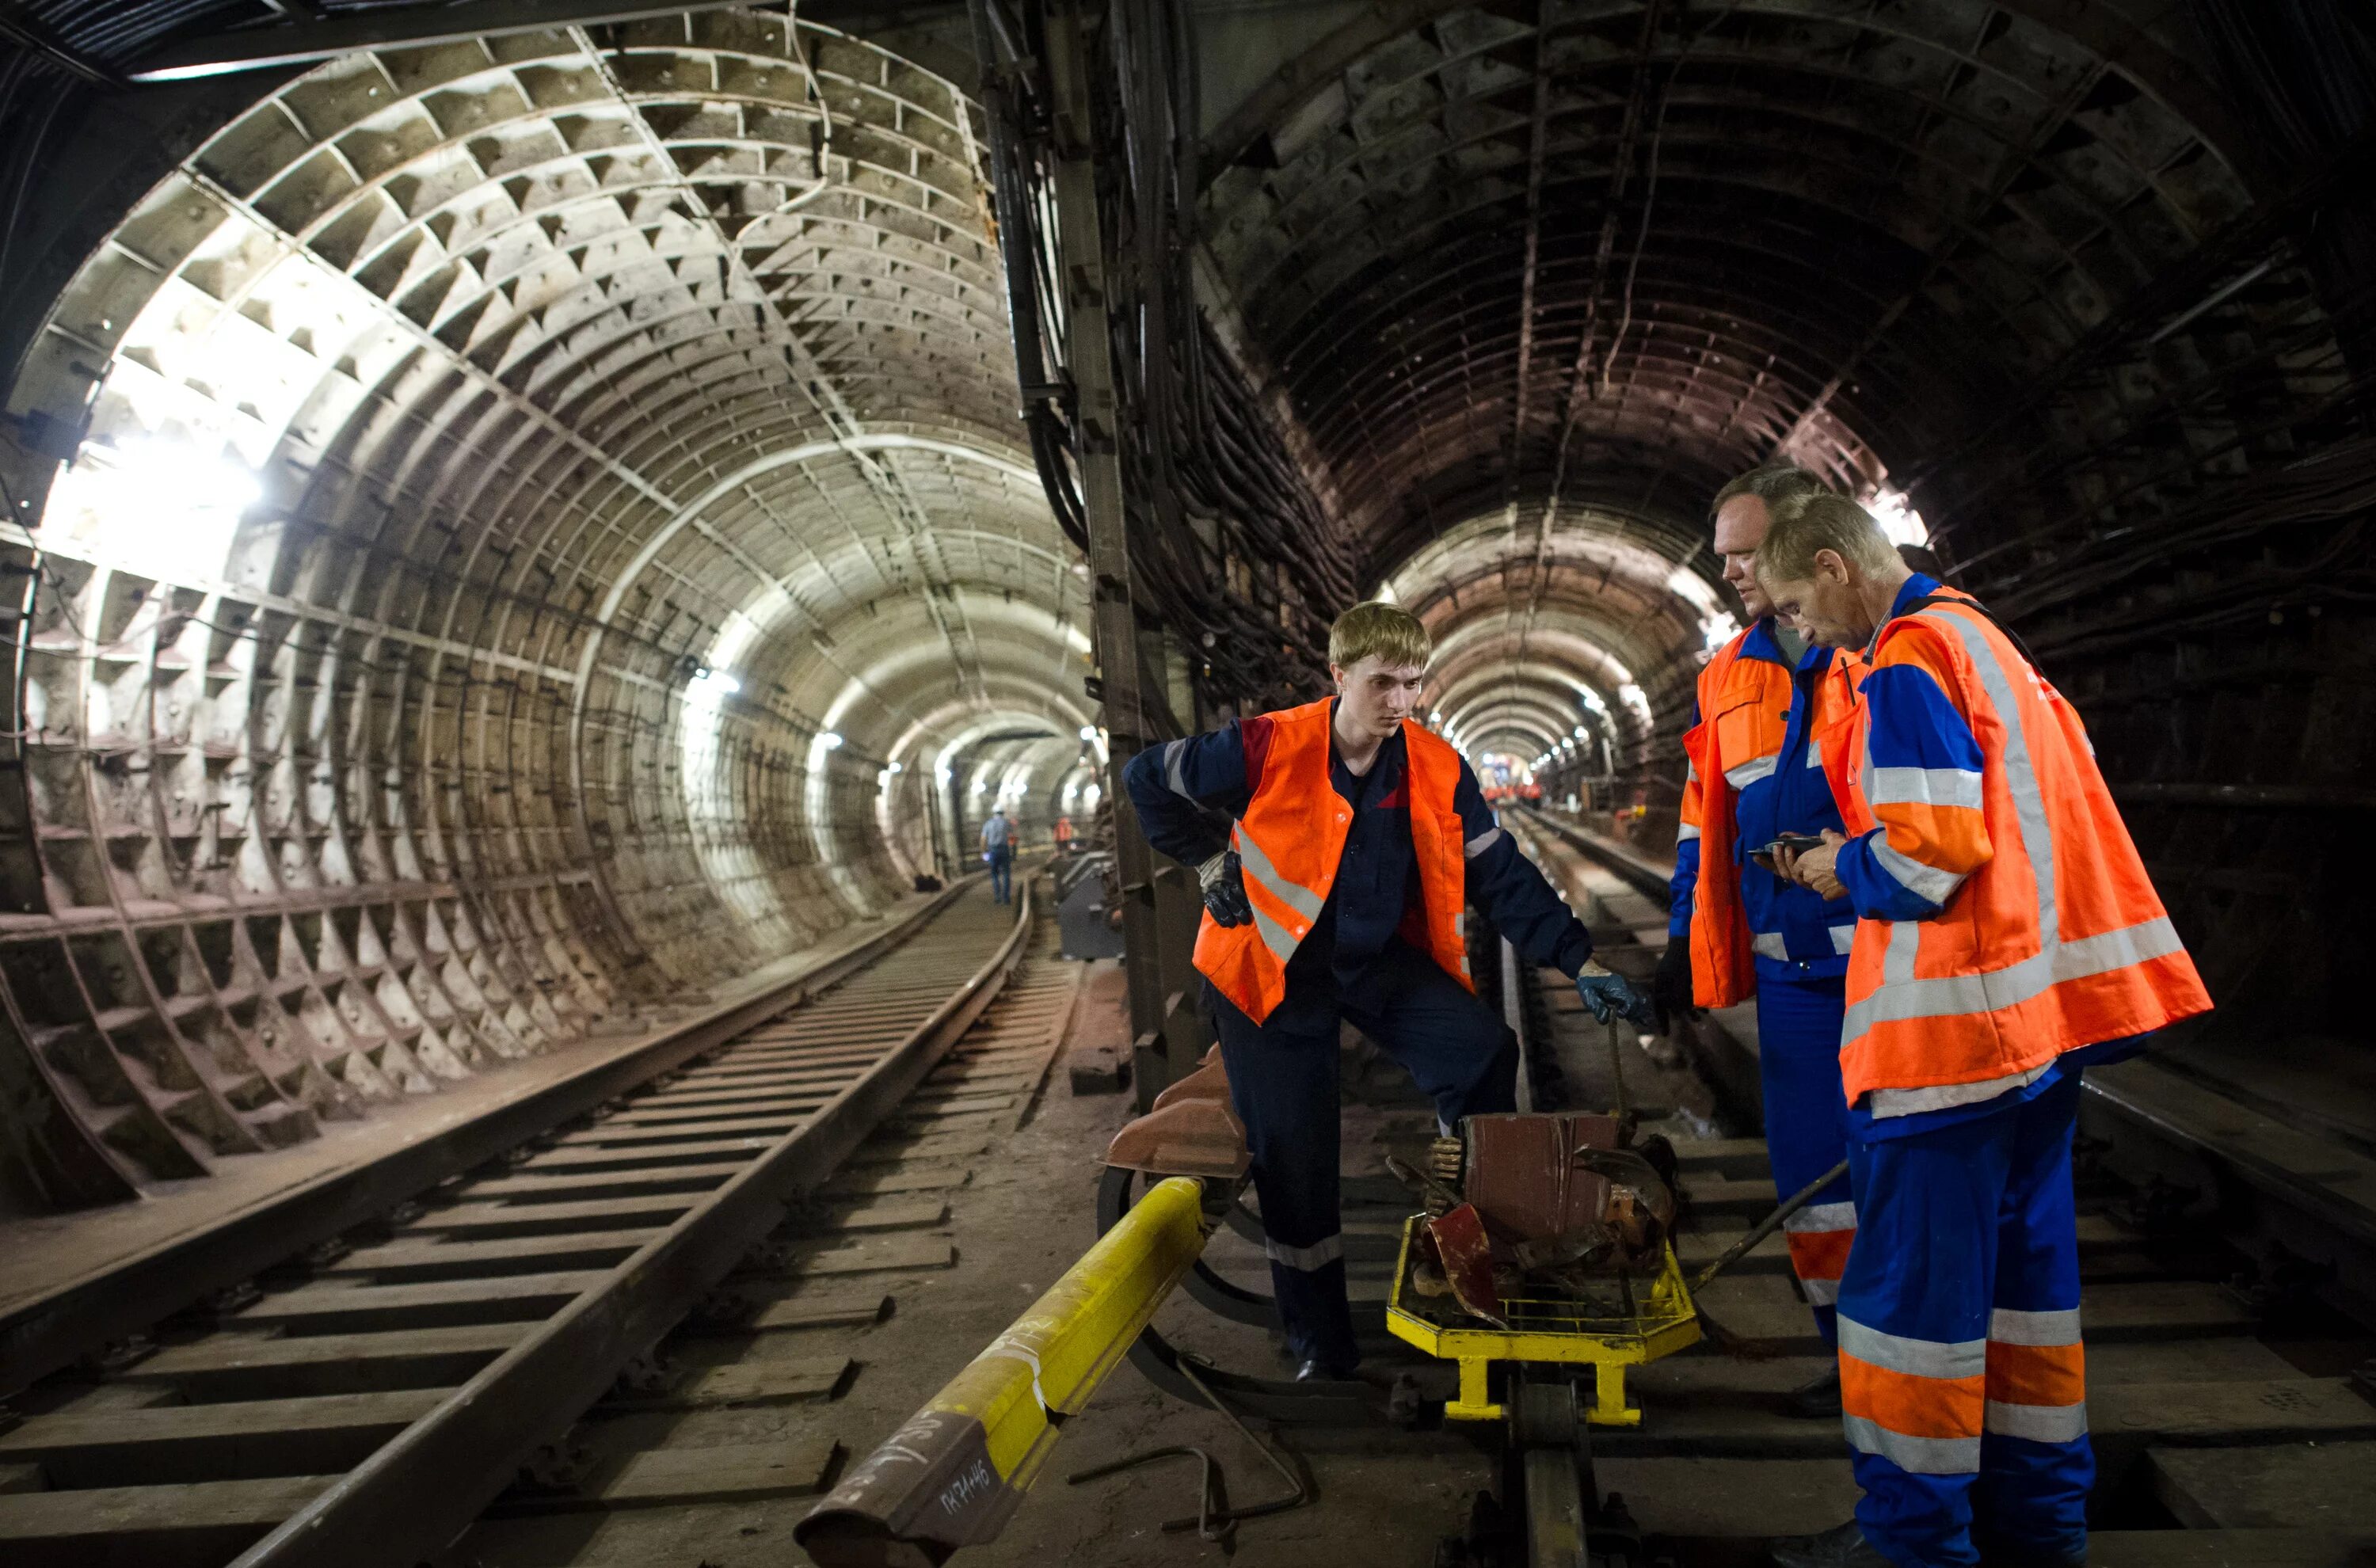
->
xmin=1189 ymin=0 xmax=2345 ymax=784
xmin=0 ymin=10 xmax=1091 ymax=1205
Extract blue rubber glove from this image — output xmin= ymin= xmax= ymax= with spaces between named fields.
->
xmin=1197 ymin=851 xmax=1253 ymax=927
xmin=1576 ymin=963 xmax=1655 ymax=1029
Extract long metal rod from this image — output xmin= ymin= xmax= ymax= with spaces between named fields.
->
xmin=228 ymin=879 xmax=1037 ymax=1568
xmin=1689 ymin=1159 xmax=1850 ymax=1294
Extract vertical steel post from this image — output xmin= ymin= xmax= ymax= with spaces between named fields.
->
xmin=1044 ymin=0 xmax=1179 ymax=1103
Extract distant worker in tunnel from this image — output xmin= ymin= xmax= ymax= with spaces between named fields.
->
xmin=980 ymin=805 xmax=1015 ymax=905
xmin=1662 ymin=462 xmax=1862 ymax=1418
xmin=1053 ymin=813 xmax=1076 ymax=858
xmin=1123 ymin=600 xmax=1654 ymax=1381
xmin=1756 ymin=495 xmax=2213 ymax=1568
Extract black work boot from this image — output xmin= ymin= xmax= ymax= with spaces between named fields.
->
xmin=1784 ymin=1363 xmax=1844 ymax=1418
xmin=1770 ymin=1520 xmax=1895 ymax=1568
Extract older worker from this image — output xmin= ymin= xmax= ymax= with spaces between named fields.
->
xmin=1755 ymin=494 xmax=2211 ymax=1568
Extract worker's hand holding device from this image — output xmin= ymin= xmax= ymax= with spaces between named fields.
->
xmin=1197 ymin=850 xmax=1254 ymax=927
xmin=1770 ymin=828 xmax=1850 ymax=901
xmin=1747 ymin=832 xmax=1826 ymax=871
xmin=1575 ymin=961 xmax=1657 ymax=1030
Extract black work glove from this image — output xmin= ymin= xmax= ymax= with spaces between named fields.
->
xmin=1197 ymin=851 xmax=1253 ymax=927
xmin=1575 ymin=963 xmax=1657 ymax=1031
xmin=1651 ymin=938 xmax=1699 ymax=1034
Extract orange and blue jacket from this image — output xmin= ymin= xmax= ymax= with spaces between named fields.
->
xmin=1674 ymin=619 xmax=1860 ymax=1007
xmin=1820 ymin=575 xmax=2212 ymax=1128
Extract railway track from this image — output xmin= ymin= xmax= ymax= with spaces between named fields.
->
xmin=0 ymin=873 xmax=1072 ymax=1568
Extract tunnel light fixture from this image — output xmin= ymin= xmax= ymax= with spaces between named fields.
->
xmin=819 ymin=731 xmax=844 ymax=749
xmin=1079 ymin=725 xmax=1097 ymax=741
xmin=684 ymin=667 xmax=741 ymax=706
xmin=1865 ymin=484 xmax=1931 ymax=547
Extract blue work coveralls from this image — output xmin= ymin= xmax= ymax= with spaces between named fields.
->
xmin=1826 ymin=573 xmax=2144 ymax=1568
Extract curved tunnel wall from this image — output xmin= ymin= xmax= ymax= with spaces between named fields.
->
xmin=0 ymin=13 xmax=1089 ymax=1210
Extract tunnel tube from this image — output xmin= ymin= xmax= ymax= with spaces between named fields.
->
xmin=0 ymin=14 xmax=1095 ymax=1210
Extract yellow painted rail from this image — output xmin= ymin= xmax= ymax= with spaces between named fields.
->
xmin=796 ymin=1176 xmax=1211 ymax=1564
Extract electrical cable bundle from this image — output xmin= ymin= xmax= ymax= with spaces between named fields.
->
xmin=968 ymin=0 xmax=1361 ymax=725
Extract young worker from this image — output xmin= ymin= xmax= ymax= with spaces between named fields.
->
xmin=1756 ymin=494 xmax=2212 ymax=1568
xmin=1662 ymin=463 xmax=1861 ymax=1415
xmin=1123 ymin=601 xmax=1654 ymax=1380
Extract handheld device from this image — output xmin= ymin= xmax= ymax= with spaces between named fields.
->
xmin=1750 ymin=832 xmax=1826 ymax=869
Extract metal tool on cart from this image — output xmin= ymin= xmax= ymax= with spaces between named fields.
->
xmin=1375 ymin=1112 xmax=1693 ymax=1566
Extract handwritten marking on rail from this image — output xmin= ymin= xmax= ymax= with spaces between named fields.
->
xmin=936 ymin=1456 xmax=997 ymax=1519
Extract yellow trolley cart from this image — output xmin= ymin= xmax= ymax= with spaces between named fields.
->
xmin=1384 ymin=1216 xmax=1702 ymax=1427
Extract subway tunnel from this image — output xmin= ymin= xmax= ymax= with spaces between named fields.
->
xmin=0 ymin=2 xmax=2371 ymax=1564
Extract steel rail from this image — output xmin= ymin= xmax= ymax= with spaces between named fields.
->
xmin=1511 ymin=804 xmax=1676 ymax=904
xmin=0 ymin=877 xmax=979 ymax=1398
xmin=227 ymin=875 xmax=1038 ymax=1568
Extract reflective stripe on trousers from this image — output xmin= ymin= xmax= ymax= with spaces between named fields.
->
xmin=1837 ymin=1310 xmax=2088 ymax=1469
xmin=1784 ymin=1199 xmax=1856 ymax=1306
xmin=1837 ymin=1071 xmax=2093 ymax=1567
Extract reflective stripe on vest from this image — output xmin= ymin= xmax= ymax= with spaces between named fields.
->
xmin=1192 ymin=699 xmax=1474 ymax=1024
xmin=1833 ymin=596 xmax=2210 ymax=1101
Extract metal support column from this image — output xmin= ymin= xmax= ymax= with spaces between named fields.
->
xmin=1044 ymin=0 xmax=1183 ymax=1106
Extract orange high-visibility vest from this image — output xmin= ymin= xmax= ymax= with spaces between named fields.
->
xmin=1818 ymin=588 xmax=2210 ymax=1104
xmin=1681 ymin=628 xmax=1861 ymax=1008
xmin=1193 ymin=698 xmax=1474 ymax=1024
xmin=1681 ymin=627 xmax=1791 ymax=1009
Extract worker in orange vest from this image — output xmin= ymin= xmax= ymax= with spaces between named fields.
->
xmin=1666 ymin=462 xmax=1861 ymax=1418
xmin=1122 ymin=601 xmax=1653 ymax=1381
xmin=1052 ymin=814 xmax=1076 ymax=856
xmin=1756 ymin=495 xmax=2212 ymax=1568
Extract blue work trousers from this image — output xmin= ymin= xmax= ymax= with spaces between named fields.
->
xmin=1210 ymin=956 xmax=1517 ymax=1369
xmin=1756 ymin=972 xmax=1856 ymax=1345
xmin=986 ymin=846 xmax=1013 ymax=904
xmin=1838 ymin=1071 xmax=2092 ymax=1568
